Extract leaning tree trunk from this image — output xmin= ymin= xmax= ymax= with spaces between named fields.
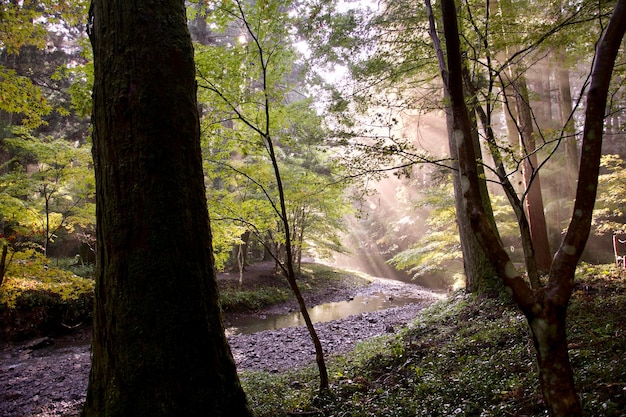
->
xmin=83 ymin=1 xmax=253 ymax=416
xmin=265 ymin=133 xmax=329 ymax=390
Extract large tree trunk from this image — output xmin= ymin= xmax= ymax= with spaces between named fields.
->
xmin=528 ymin=303 xmax=580 ymax=414
xmin=451 ymin=141 xmax=498 ymax=293
xmin=439 ymin=0 xmax=626 ymax=415
xmin=425 ymin=0 xmax=499 ymax=294
xmin=82 ymin=1 xmax=253 ymax=416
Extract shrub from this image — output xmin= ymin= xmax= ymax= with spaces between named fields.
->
xmin=0 ymin=250 xmax=94 ymax=340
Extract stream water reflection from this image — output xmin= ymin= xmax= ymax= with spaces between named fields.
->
xmin=226 ymin=292 xmax=425 ymax=335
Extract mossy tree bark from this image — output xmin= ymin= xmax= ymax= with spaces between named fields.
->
xmin=82 ymin=1 xmax=253 ymax=416
xmin=439 ymin=0 xmax=626 ymax=415
xmin=425 ymin=0 xmax=500 ymax=295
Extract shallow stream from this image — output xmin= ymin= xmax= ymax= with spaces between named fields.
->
xmin=226 ymin=292 xmax=425 ymax=334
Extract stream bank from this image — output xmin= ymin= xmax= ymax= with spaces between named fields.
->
xmin=0 ymin=273 xmax=443 ymax=417
xmin=227 ymin=276 xmax=442 ymax=371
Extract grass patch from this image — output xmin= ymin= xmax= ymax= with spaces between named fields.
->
xmin=240 ymin=264 xmax=626 ymax=416
xmin=0 ymin=260 xmax=371 ymax=338
xmin=51 ymin=256 xmax=95 ymax=279
xmin=219 ymin=262 xmax=371 ymax=312
xmin=221 ymin=285 xmax=292 ymax=311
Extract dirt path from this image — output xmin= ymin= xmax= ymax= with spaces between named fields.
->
xmin=0 ymin=276 xmax=443 ymax=417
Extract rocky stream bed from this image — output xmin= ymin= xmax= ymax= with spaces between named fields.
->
xmin=0 ymin=276 xmax=443 ymax=417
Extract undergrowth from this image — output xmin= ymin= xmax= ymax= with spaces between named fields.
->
xmin=240 ymin=264 xmax=626 ymax=417
xmin=220 ymin=263 xmax=371 ymax=312
xmin=0 ymin=250 xmax=94 ymax=340
xmin=0 ymin=259 xmax=369 ymax=339
xmin=221 ymin=286 xmax=292 ymax=311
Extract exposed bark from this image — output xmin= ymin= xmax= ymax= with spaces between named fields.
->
xmin=0 ymin=243 xmax=8 ymax=287
xmin=439 ymin=0 xmax=626 ymax=415
xmin=513 ymin=76 xmax=553 ymax=273
xmin=556 ymin=52 xmax=579 ymax=198
xmin=464 ymin=76 xmax=541 ymax=288
xmin=425 ymin=0 xmax=499 ymax=294
xmin=83 ymin=1 xmax=253 ymax=416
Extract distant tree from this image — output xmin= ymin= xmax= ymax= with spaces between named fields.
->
xmin=593 ymin=154 xmax=626 ymax=235
xmin=440 ymin=0 xmax=626 ymax=415
xmin=0 ymin=0 xmax=88 ymax=131
xmin=82 ymin=0 xmax=253 ymax=415
xmin=300 ymin=0 xmax=501 ymax=292
xmin=0 ymin=0 xmax=93 ymax=264
xmin=1 ymin=131 xmax=94 ymax=255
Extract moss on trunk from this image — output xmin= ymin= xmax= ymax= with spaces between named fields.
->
xmin=82 ymin=1 xmax=253 ymax=415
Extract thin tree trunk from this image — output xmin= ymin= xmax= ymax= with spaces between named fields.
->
xmin=556 ymin=53 xmax=578 ymax=198
xmin=466 ymin=77 xmax=541 ymax=288
xmin=230 ymin=0 xmax=330 ymax=388
xmin=44 ymin=188 xmax=50 ymax=257
xmin=514 ymin=76 xmax=552 ymax=273
xmin=296 ymin=206 xmax=306 ymax=273
xmin=237 ymin=230 xmax=250 ymax=285
xmin=494 ymin=0 xmax=547 ymax=280
xmin=265 ymin=133 xmax=329 ymax=390
xmin=0 ymin=243 xmax=8 ymax=287
xmin=243 ymin=207 xmax=329 ymax=390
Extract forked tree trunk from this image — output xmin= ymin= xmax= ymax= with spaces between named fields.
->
xmin=439 ymin=0 xmax=626 ymax=415
xmin=83 ymin=1 xmax=253 ymax=415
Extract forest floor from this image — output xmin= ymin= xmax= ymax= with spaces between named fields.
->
xmin=0 ymin=262 xmax=441 ymax=417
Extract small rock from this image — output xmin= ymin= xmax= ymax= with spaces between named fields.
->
xmin=24 ymin=337 xmax=54 ymax=351
xmin=290 ymin=380 xmax=303 ymax=389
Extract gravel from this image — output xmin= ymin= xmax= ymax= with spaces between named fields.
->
xmin=0 ymin=277 xmax=443 ymax=417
